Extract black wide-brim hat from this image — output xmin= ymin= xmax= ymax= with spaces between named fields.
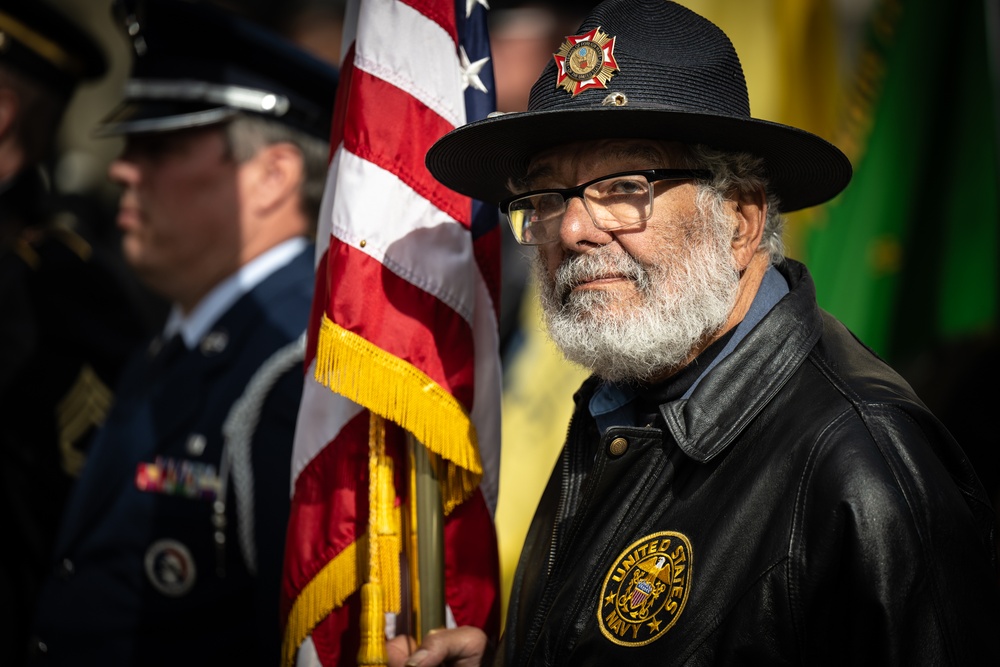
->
xmin=426 ymin=0 xmax=852 ymax=213
xmin=94 ymin=0 xmax=337 ymax=142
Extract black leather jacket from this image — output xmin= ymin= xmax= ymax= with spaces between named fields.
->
xmin=499 ymin=260 xmax=1000 ymax=666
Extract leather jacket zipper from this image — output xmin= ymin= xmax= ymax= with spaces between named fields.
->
xmin=546 ymin=447 xmax=570 ymax=578
xmin=520 ymin=412 xmax=595 ymax=665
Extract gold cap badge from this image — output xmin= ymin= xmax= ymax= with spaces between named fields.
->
xmin=598 ymin=531 xmax=693 ymax=646
xmin=553 ymin=27 xmax=620 ymax=97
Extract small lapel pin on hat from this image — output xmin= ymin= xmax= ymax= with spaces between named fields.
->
xmin=554 ymin=27 xmax=620 ymax=97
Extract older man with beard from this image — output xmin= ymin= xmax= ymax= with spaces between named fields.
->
xmin=530 ymin=139 xmax=760 ymax=383
xmin=388 ymin=1 xmax=1000 ymax=666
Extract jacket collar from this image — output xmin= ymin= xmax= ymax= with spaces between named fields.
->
xmin=659 ymin=259 xmax=823 ymax=462
xmin=163 ymin=237 xmax=309 ymax=348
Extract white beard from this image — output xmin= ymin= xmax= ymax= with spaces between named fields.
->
xmin=533 ymin=204 xmax=741 ymax=383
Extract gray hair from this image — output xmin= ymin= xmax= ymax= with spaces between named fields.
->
xmin=222 ymin=113 xmax=329 ymax=233
xmin=674 ymin=144 xmax=785 ymax=265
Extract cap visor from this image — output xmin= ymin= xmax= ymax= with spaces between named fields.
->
xmin=93 ymin=100 xmax=239 ymax=137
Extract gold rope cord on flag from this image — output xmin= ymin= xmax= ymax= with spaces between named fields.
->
xmin=372 ymin=416 xmax=402 ymax=616
xmin=314 ymin=314 xmax=483 ymax=512
xmin=358 ymin=411 xmax=401 ymax=665
xmin=281 ymin=412 xmax=403 ymax=667
xmin=283 ymin=316 xmax=480 ymax=665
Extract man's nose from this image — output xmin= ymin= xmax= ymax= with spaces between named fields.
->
xmin=107 ymin=157 xmax=140 ymax=187
xmin=557 ymin=196 xmax=609 ymax=249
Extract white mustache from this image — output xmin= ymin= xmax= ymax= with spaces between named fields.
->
xmin=553 ymin=248 xmax=651 ymax=302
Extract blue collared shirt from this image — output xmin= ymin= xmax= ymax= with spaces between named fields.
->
xmin=590 ymin=266 xmax=790 ymax=434
xmin=162 ymin=237 xmax=308 ymax=349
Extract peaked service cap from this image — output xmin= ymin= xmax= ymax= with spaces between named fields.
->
xmin=94 ymin=0 xmax=338 ymax=141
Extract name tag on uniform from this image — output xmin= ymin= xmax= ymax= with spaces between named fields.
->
xmin=136 ymin=456 xmax=220 ymax=500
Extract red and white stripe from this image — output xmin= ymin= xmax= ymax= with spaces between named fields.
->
xmin=281 ymin=0 xmax=501 ymax=664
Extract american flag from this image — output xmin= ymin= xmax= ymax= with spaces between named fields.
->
xmin=279 ymin=0 xmax=501 ymax=665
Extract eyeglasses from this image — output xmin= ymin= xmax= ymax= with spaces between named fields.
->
xmin=500 ymin=168 xmax=712 ymax=245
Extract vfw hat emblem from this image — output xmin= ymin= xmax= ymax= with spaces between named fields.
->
xmin=598 ymin=531 xmax=692 ymax=646
xmin=554 ymin=27 xmax=620 ymax=96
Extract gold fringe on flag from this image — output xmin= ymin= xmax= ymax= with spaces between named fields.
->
xmin=281 ymin=537 xmax=364 ymax=667
xmin=284 ymin=316 xmax=479 ymax=665
xmin=314 ymin=314 xmax=482 ymax=513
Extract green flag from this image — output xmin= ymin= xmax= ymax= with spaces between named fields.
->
xmin=803 ymin=0 xmax=999 ymax=365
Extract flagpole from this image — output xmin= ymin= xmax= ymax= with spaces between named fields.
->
xmin=408 ymin=432 xmax=445 ymax=640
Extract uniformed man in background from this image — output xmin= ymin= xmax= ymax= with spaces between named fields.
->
xmin=30 ymin=1 xmax=337 ymax=665
xmin=0 ymin=2 xmax=148 ymax=664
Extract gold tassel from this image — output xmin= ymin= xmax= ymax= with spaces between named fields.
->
xmin=372 ymin=413 xmax=401 ymax=613
xmin=358 ymin=412 xmax=390 ymax=666
xmin=376 ymin=471 xmax=402 ymax=614
xmin=357 ymin=582 xmax=387 ymax=665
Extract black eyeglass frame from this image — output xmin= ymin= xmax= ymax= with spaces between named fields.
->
xmin=499 ymin=168 xmax=713 ymax=245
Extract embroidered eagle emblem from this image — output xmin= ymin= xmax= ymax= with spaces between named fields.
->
xmin=598 ymin=531 xmax=693 ymax=646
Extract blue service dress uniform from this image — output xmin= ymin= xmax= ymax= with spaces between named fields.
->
xmin=31 ymin=243 xmax=315 ymax=667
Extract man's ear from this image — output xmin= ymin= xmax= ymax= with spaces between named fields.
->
xmin=731 ymin=188 xmax=767 ymax=271
xmin=244 ymin=142 xmax=305 ymax=215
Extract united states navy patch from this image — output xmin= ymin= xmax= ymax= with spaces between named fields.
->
xmin=597 ymin=531 xmax=692 ymax=646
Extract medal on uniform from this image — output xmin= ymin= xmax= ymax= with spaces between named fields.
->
xmin=136 ymin=456 xmax=220 ymax=500
xmin=145 ymin=539 xmax=197 ymax=596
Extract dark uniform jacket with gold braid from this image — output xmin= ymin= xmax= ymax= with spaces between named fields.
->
xmin=498 ymin=260 xmax=1000 ymax=666
xmin=0 ymin=168 xmax=147 ymax=667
